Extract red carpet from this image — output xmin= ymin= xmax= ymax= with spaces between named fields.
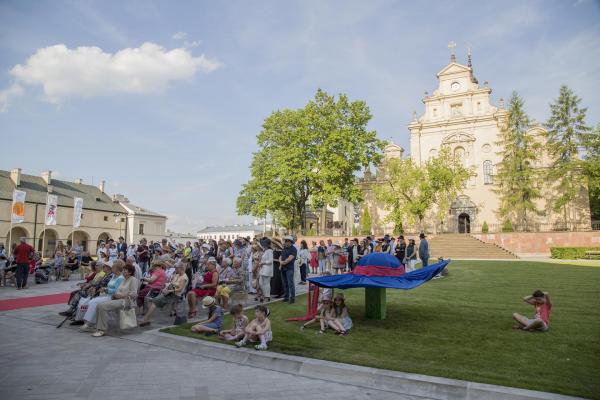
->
xmin=0 ymin=292 xmax=70 ymax=311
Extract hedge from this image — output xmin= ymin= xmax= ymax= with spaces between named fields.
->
xmin=550 ymin=247 xmax=600 ymax=259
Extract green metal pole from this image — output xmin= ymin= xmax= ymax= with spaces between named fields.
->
xmin=365 ymin=287 xmax=386 ymax=320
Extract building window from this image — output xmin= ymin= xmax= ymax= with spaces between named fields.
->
xmin=454 ymin=146 xmax=466 ymax=166
xmin=138 ymin=224 xmax=144 ymax=235
xmin=483 ymin=160 xmax=493 ymax=184
xmin=433 ymin=108 xmax=438 ymax=117
xmin=120 ymin=218 xmax=125 ymax=222
xmin=450 ymin=103 xmax=462 ymax=116
xmin=103 ymin=216 xmax=108 ymax=221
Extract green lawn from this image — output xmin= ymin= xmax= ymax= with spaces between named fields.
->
xmin=163 ymin=261 xmax=600 ymax=399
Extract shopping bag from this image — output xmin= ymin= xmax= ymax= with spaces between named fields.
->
xmin=119 ymin=308 xmax=137 ymax=330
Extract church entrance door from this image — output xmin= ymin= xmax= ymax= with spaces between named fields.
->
xmin=458 ymin=213 xmax=470 ymax=234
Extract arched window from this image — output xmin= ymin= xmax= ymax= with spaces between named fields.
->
xmin=454 ymin=146 xmax=465 ymax=166
xmin=483 ymin=160 xmax=493 ymax=184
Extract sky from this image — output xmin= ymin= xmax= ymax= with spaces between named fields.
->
xmin=1 ymin=0 xmax=599 ymax=233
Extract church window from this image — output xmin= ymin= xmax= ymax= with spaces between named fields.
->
xmin=433 ymin=108 xmax=438 ymax=117
xmin=477 ymin=101 xmax=482 ymax=112
xmin=451 ymin=103 xmax=462 ymax=116
xmin=483 ymin=160 xmax=493 ymax=184
xmin=454 ymin=146 xmax=466 ymax=166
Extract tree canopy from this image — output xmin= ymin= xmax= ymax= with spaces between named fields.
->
xmin=494 ymin=92 xmax=542 ymax=228
xmin=545 ymin=85 xmax=592 ymax=226
xmin=374 ymin=147 xmax=471 ymax=232
xmin=237 ymin=89 xmax=384 ymax=231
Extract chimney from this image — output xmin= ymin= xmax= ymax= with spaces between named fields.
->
xmin=41 ymin=170 xmax=52 ymax=185
xmin=98 ymin=180 xmax=105 ymax=193
xmin=75 ymin=178 xmax=83 ymax=184
xmin=10 ymin=168 xmax=21 ymax=186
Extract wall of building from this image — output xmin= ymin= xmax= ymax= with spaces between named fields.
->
xmin=0 ymin=199 xmax=123 ymax=256
xmin=473 ymin=232 xmax=600 ymax=257
xmin=126 ymin=215 xmax=166 ymax=244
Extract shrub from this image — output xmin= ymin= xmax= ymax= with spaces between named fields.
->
xmin=550 ymin=247 xmax=600 ymax=259
xmin=502 ymin=220 xmax=514 ymax=232
xmin=481 ymin=221 xmax=489 ymax=233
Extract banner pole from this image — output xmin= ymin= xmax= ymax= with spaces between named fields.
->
xmin=7 ymin=220 xmax=13 ymax=258
xmin=41 ymin=223 xmax=47 ymax=260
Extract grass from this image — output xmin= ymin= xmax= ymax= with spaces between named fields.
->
xmin=163 ymin=261 xmax=600 ymax=399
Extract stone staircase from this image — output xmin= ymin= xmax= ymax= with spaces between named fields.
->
xmin=428 ymin=234 xmax=518 ymax=259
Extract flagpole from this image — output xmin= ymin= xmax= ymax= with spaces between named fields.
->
xmin=7 ymin=221 xmax=13 ymax=258
xmin=41 ymin=223 xmax=47 ymax=260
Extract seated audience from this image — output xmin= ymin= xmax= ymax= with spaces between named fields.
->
xmin=187 ymin=257 xmax=219 ymax=318
xmin=139 ymin=263 xmax=188 ymax=327
xmin=92 ymin=264 xmax=139 ymax=337
xmin=63 ymin=252 xmax=79 ymax=281
xmin=80 ymin=260 xmax=125 ymax=331
xmin=137 ymin=261 xmax=167 ymax=308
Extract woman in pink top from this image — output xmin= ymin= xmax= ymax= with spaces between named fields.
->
xmin=513 ymin=290 xmax=552 ymax=332
xmin=136 ymin=261 xmax=167 ymax=308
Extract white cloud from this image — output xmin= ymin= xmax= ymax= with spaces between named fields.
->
xmin=8 ymin=42 xmax=222 ymax=103
xmin=172 ymin=31 xmax=187 ymax=40
xmin=0 ymin=83 xmax=24 ymax=112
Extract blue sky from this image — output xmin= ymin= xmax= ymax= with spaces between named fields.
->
xmin=1 ymin=0 xmax=599 ymax=233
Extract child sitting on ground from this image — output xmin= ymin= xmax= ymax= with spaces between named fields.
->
xmin=235 ymin=305 xmax=272 ymax=350
xmin=318 ymin=293 xmax=352 ymax=335
xmin=219 ymin=304 xmax=248 ymax=341
xmin=301 ymin=295 xmax=332 ymax=332
xmin=513 ymin=290 xmax=552 ymax=332
xmin=190 ymin=296 xmax=224 ymax=335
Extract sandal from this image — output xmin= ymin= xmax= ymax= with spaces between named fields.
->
xmin=139 ymin=321 xmax=151 ymax=327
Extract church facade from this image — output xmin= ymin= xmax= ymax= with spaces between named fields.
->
xmin=361 ymin=53 xmax=591 ymax=234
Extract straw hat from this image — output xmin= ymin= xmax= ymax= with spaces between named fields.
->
xmin=202 ymin=296 xmax=216 ymax=308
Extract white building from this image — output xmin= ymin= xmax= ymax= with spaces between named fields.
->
xmin=363 ymin=49 xmax=591 ymax=234
xmin=117 ymin=195 xmax=167 ymax=244
xmin=197 ymin=224 xmax=264 ymax=241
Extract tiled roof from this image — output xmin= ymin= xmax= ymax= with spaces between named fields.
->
xmin=120 ymin=202 xmax=166 ymax=218
xmin=0 ymin=170 xmax=126 ymax=214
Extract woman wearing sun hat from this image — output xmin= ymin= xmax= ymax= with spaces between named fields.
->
xmin=190 ymin=296 xmax=224 ymax=335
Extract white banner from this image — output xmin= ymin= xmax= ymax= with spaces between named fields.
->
xmin=73 ymin=197 xmax=83 ymax=228
xmin=45 ymin=194 xmax=58 ymax=226
xmin=11 ymin=190 xmax=26 ymax=224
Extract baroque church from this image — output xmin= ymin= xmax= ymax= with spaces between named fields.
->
xmin=361 ymin=48 xmax=591 ymax=234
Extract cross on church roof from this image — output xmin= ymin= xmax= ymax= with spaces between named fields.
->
xmin=448 ymin=41 xmax=457 ymax=62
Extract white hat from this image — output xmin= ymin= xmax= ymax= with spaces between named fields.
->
xmin=283 ymin=235 xmax=294 ymax=242
xmin=202 ymin=296 xmax=216 ymax=308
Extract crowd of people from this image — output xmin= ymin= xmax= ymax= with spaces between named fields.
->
xmin=1 ymin=232 xmax=551 ymax=342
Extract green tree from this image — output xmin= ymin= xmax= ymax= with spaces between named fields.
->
xmin=426 ymin=147 xmax=473 ymax=226
xmin=481 ymin=221 xmax=489 ymax=233
xmin=237 ymin=89 xmax=384 ymax=232
xmin=374 ymin=148 xmax=470 ymax=232
xmin=584 ymin=123 xmax=600 ymax=220
xmin=494 ymin=92 xmax=542 ymax=229
xmin=545 ymin=85 xmax=592 ymax=228
xmin=360 ymin=207 xmax=372 ymax=235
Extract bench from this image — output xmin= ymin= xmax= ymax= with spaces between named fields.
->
xmin=584 ymin=251 xmax=600 ymax=259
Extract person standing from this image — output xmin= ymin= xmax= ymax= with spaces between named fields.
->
xmin=136 ymin=239 xmax=149 ymax=275
xmin=394 ymin=236 xmax=406 ymax=266
xmin=13 ymin=238 xmax=34 ymax=290
xmin=418 ymin=233 xmax=430 ymax=267
xmin=404 ymin=239 xmax=417 ymax=272
xmin=279 ymin=236 xmax=297 ymax=304
xmin=298 ymin=240 xmax=309 ymax=284
xmin=117 ymin=237 xmax=127 ymax=259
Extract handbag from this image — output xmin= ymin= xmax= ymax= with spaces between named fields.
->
xmin=119 ymin=307 xmax=137 ymax=330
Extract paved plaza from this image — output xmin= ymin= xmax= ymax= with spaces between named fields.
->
xmin=0 ymin=281 xmax=422 ymax=400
